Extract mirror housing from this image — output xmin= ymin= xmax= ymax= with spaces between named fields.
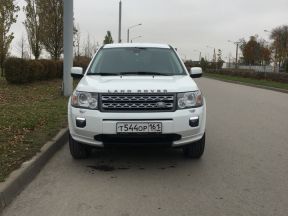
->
xmin=190 ymin=67 xmax=203 ymax=78
xmin=71 ymin=67 xmax=83 ymax=79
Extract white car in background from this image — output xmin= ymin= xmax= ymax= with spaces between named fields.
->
xmin=68 ymin=43 xmax=206 ymax=159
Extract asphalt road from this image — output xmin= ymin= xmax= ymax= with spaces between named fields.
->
xmin=2 ymin=78 xmax=288 ymax=216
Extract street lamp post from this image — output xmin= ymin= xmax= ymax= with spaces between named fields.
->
xmin=63 ymin=0 xmax=73 ymax=96
xmin=118 ymin=0 xmax=122 ymax=43
xmin=127 ymin=23 xmax=142 ymax=43
xmin=228 ymin=40 xmax=241 ymax=69
xmin=130 ymin=36 xmax=142 ymax=43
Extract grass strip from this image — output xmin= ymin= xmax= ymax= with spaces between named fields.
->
xmin=204 ymin=73 xmax=288 ymax=91
xmin=0 ymin=79 xmax=68 ymax=182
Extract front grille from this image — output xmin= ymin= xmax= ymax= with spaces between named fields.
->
xmin=100 ymin=94 xmax=176 ymax=112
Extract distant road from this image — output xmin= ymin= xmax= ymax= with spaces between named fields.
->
xmin=3 ymin=78 xmax=288 ymax=216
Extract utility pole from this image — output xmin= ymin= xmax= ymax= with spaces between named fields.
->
xmin=235 ymin=43 xmax=239 ymax=68
xmin=213 ymin=48 xmax=216 ymax=63
xmin=118 ymin=1 xmax=122 ymax=43
xmin=63 ymin=0 xmax=73 ymax=97
xmin=228 ymin=40 xmax=241 ymax=69
xmin=228 ymin=54 xmax=231 ymax=68
xmin=207 ymin=45 xmax=217 ymax=70
xmin=206 ymin=45 xmax=215 ymax=62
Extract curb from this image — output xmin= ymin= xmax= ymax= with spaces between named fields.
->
xmin=0 ymin=128 xmax=69 ymax=213
xmin=204 ymin=75 xmax=288 ymax=94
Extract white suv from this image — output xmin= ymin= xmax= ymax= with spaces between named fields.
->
xmin=68 ymin=43 xmax=206 ymax=159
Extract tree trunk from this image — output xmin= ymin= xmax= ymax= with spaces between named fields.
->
xmin=0 ymin=65 xmax=4 ymax=77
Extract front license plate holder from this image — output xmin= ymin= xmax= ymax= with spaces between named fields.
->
xmin=116 ymin=122 xmax=162 ymax=134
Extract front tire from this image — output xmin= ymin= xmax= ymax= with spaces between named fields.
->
xmin=69 ymin=134 xmax=90 ymax=159
xmin=183 ymin=133 xmax=205 ymax=159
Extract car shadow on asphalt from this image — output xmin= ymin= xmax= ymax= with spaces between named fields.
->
xmin=83 ymin=146 xmax=204 ymax=173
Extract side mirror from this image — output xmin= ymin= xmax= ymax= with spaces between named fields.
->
xmin=71 ymin=67 xmax=83 ymax=79
xmin=190 ymin=67 xmax=202 ymax=78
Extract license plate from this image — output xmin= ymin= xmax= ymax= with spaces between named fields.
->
xmin=116 ymin=122 xmax=162 ymax=133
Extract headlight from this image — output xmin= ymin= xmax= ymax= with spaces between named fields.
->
xmin=71 ymin=91 xmax=98 ymax=109
xmin=177 ymin=91 xmax=203 ymax=109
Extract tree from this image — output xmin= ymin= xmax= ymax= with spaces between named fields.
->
xmin=270 ymin=25 xmax=288 ymax=71
xmin=242 ymin=36 xmax=259 ymax=65
xmin=38 ymin=0 xmax=63 ymax=60
xmin=240 ymin=36 xmax=271 ymax=65
xmin=217 ymin=49 xmax=224 ymax=69
xmin=0 ymin=0 xmax=20 ymax=76
xmin=23 ymin=0 xmax=42 ymax=59
xmin=200 ymin=58 xmax=208 ymax=71
xmin=258 ymin=39 xmax=271 ymax=65
xmin=103 ymin=31 xmax=113 ymax=45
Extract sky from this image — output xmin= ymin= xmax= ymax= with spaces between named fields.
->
xmin=10 ymin=0 xmax=288 ymax=61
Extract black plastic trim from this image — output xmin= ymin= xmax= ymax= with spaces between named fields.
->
xmin=76 ymin=119 xmax=86 ymax=128
xmin=189 ymin=118 xmax=199 ymax=127
xmin=94 ymin=133 xmax=182 ymax=145
xmin=102 ymin=119 xmax=173 ymax=121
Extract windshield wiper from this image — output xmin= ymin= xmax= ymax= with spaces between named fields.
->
xmin=87 ymin=72 xmax=173 ymax=76
xmin=87 ymin=72 xmax=120 ymax=76
xmin=120 ymin=71 xmax=171 ymax=76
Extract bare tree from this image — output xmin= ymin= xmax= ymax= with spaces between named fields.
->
xmin=0 ymin=0 xmax=20 ymax=76
xmin=92 ymin=40 xmax=99 ymax=55
xmin=83 ymin=34 xmax=93 ymax=58
xmin=15 ymin=34 xmax=30 ymax=59
xmin=74 ymin=24 xmax=81 ymax=60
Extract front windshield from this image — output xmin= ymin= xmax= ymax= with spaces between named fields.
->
xmin=88 ymin=47 xmax=186 ymax=76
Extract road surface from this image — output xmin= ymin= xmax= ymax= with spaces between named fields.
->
xmin=3 ymin=78 xmax=288 ymax=216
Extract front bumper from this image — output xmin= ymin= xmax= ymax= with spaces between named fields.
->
xmin=68 ymin=99 xmax=206 ymax=147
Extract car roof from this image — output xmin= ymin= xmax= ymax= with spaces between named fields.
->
xmin=103 ymin=43 xmax=171 ymax=49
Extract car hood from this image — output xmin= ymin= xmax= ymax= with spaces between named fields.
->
xmin=75 ymin=75 xmax=199 ymax=93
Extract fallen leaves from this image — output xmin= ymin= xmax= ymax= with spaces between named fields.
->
xmin=0 ymin=79 xmax=68 ymax=182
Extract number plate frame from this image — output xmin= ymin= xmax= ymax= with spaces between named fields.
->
xmin=116 ymin=122 xmax=162 ymax=134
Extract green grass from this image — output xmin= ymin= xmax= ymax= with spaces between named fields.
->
xmin=0 ymin=79 xmax=68 ymax=182
xmin=204 ymin=73 xmax=288 ymax=91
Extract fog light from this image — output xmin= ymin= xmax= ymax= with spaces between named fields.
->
xmin=76 ymin=117 xmax=86 ymax=128
xmin=189 ymin=116 xmax=199 ymax=127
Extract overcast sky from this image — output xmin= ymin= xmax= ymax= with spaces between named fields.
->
xmin=11 ymin=0 xmax=288 ymax=61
